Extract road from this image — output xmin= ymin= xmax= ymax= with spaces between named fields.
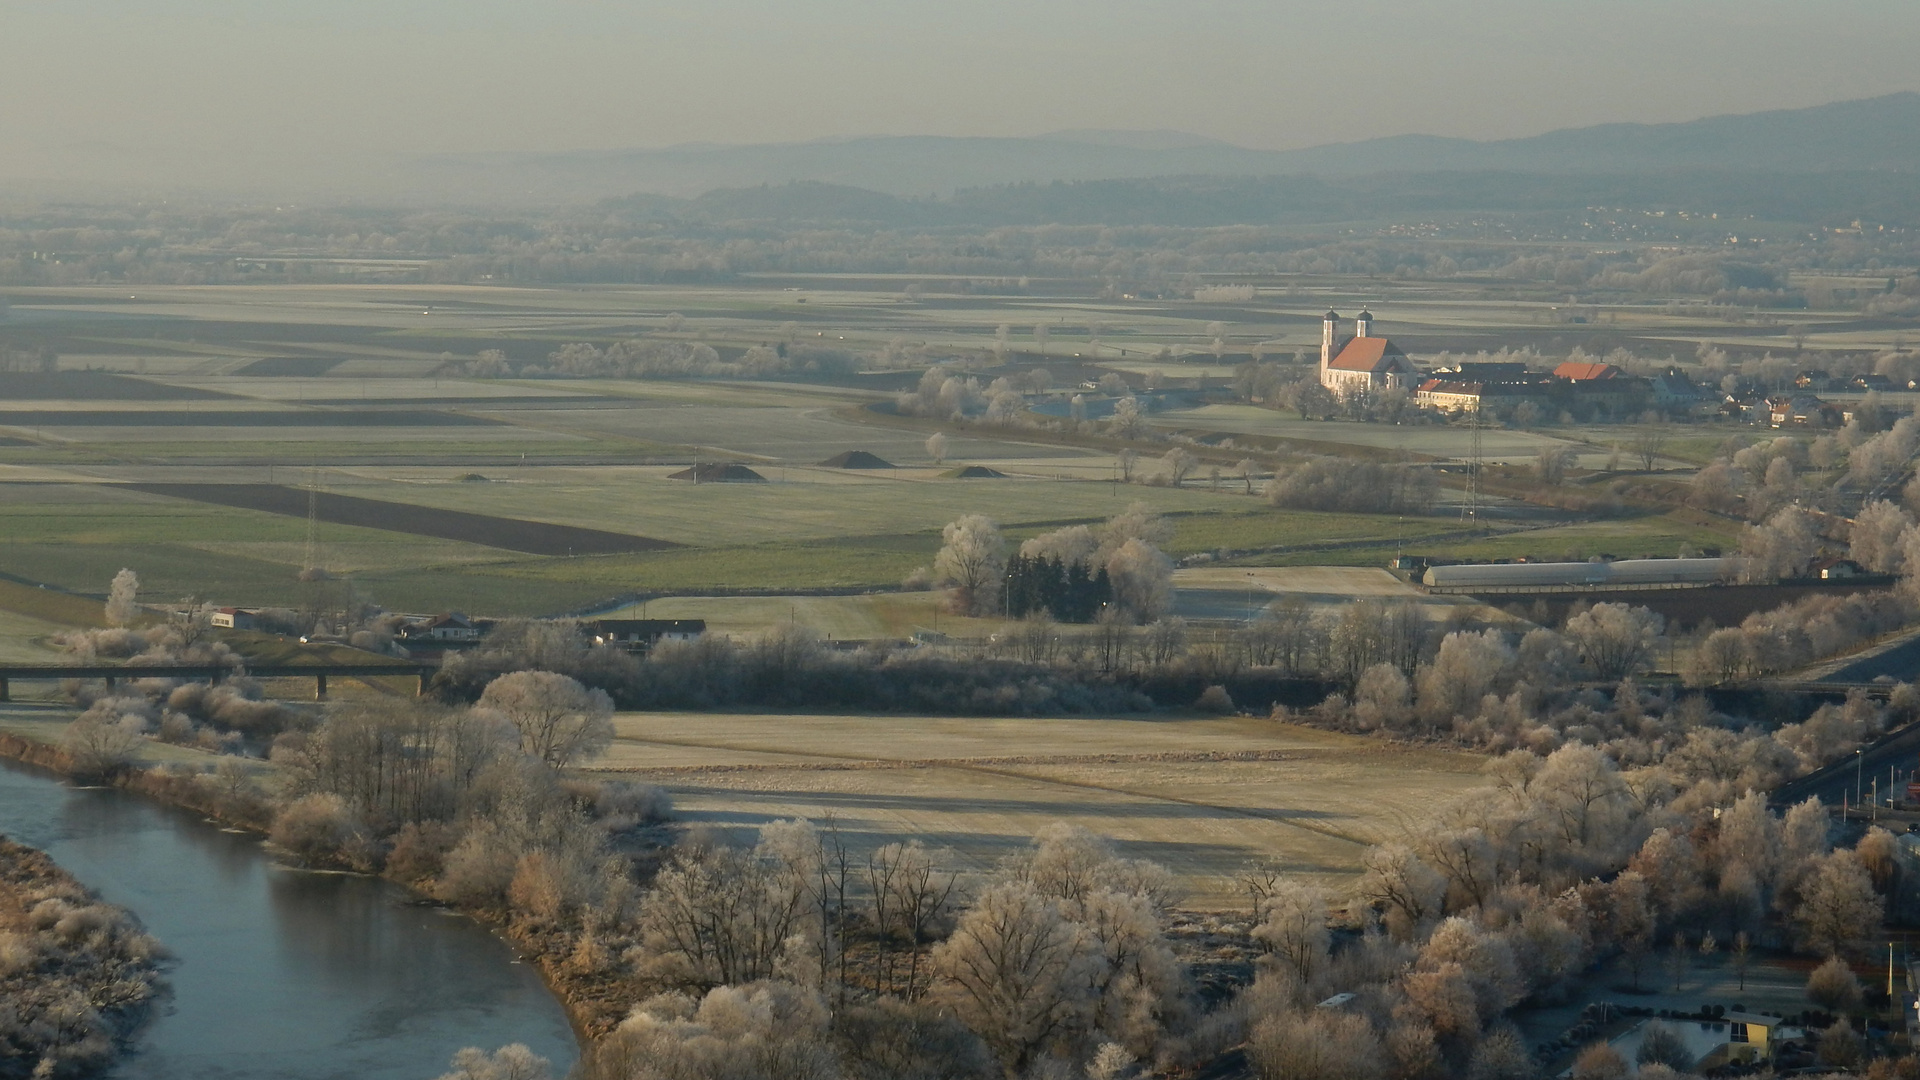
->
xmin=1813 ymin=628 xmax=1920 ymax=684
xmin=1772 ymin=716 xmax=1920 ymax=810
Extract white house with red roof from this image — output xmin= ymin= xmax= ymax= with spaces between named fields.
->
xmin=1318 ymin=310 xmax=1418 ymax=397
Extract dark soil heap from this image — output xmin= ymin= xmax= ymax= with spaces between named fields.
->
xmin=667 ymin=463 xmax=769 ymax=483
xmin=817 ymin=450 xmax=895 ymax=469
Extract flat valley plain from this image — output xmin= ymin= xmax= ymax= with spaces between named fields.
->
xmin=0 ymin=280 xmax=1814 ymax=893
xmin=0 ymin=281 xmax=1765 ymax=618
xmin=587 ymin=710 xmax=1489 ymax=908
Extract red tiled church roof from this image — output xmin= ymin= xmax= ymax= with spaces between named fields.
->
xmin=1326 ymin=337 xmax=1410 ymax=372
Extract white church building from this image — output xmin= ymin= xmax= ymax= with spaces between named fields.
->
xmin=1318 ymin=309 xmax=1417 ymax=396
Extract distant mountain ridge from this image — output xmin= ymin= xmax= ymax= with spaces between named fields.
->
xmin=406 ymin=92 xmax=1920 ymax=202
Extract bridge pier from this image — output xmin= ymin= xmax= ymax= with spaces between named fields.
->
xmin=314 ymin=673 xmax=328 ymax=702
xmin=0 ymin=677 xmax=8 ymax=703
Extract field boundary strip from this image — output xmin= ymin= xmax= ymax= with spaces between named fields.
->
xmin=120 ymin=482 xmax=680 ymax=556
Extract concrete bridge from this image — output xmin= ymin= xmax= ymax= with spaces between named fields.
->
xmin=0 ymin=663 xmax=436 ymax=702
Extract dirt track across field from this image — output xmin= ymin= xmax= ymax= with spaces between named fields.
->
xmin=122 ymin=482 xmax=678 ymax=556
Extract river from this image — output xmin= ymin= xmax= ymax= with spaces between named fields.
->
xmin=0 ymin=758 xmax=579 ymax=1080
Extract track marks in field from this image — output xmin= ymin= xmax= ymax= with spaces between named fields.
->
xmin=597 ymin=734 xmax=1378 ymax=848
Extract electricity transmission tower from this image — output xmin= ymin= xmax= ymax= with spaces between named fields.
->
xmin=1460 ymin=409 xmax=1482 ymax=527
xmin=303 ymin=463 xmax=322 ymax=577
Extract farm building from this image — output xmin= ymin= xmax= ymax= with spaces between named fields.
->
xmin=1810 ymin=557 xmax=1866 ymax=580
xmin=1422 ymin=558 xmax=1729 ymax=593
xmin=399 ymin=612 xmax=487 ymax=642
xmin=818 ymin=450 xmax=895 ymax=468
xmin=584 ymin=619 xmax=706 ymax=652
xmin=1552 ymin=361 xmax=1622 ymax=381
xmin=1650 ymin=367 xmax=1708 ymax=411
xmin=668 ymin=463 xmax=768 ymax=483
xmin=1318 ymin=310 xmax=1418 ymax=396
xmin=209 ymin=607 xmax=258 ymax=630
xmin=1412 ymin=379 xmax=1549 ymax=415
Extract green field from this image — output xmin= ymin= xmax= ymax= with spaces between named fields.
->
xmin=0 ymin=280 xmax=1781 ymax=623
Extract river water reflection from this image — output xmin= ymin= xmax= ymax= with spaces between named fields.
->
xmin=0 ymin=758 xmax=578 ymax=1080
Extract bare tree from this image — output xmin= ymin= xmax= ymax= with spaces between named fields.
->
xmin=935 ymin=515 xmax=1007 ymax=616
xmin=1253 ymin=880 xmax=1329 ymax=982
xmin=1107 ymin=396 xmax=1148 ymax=439
xmin=1236 ymin=458 xmax=1258 ymax=495
xmin=1632 ymin=421 xmax=1671 ymax=471
xmin=435 ymin=1044 xmax=553 ymax=1080
xmin=1248 ymin=1009 xmax=1385 ymax=1080
xmin=929 ymin=881 xmax=1095 ymax=1077
xmin=873 ymin=840 xmax=960 ymax=1000
xmin=1849 ymin=500 xmax=1912 ymax=572
xmin=105 ymin=568 xmax=140 ymax=627
xmin=1562 ymin=603 xmax=1664 ymax=680
xmin=1106 ymin=540 xmax=1174 ymax=622
xmin=1793 ymin=851 xmax=1881 ymax=956
xmin=1532 ymin=446 xmax=1576 ymax=485
xmin=476 ymin=671 xmax=614 ymax=768
xmin=1161 ymin=447 xmax=1198 ymax=486
xmin=1738 ymin=507 xmax=1820 ymax=583
xmin=62 ymin=707 xmax=143 ymax=778
xmin=1115 ymin=448 xmax=1138 ymax=483
xmin=1806 ymin=955 xmax=1864 ymax=1013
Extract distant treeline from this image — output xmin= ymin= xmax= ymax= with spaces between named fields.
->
xmin=610 ymin=170 xmax=1920 ymax=230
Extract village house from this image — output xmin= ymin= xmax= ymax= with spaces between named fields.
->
xmin=1768 ymin=394 xmax=1841 ymax=428
xmin=1318 ymin=310 xmax=1418 ymax=397
xmin=398 ymin=612 xmax=487 ymax=643
xmin=583 ymin=618 xmax=707 ymax=653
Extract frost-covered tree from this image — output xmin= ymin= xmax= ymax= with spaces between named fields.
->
xmin=105 ymin=568 xmax=139 ymax=627
xmin=1738 ymin=506 xmax=1820 ymax=583
xmin=1850 ymin=500 xmax=1913 ymax=573
xmin=1563 ymin=603 xmax=1663 ymax=680
xmin=935 ymin=514 xmax=1007 ymax=616
xmin=476 ymin=671 xmax=614 ymax=768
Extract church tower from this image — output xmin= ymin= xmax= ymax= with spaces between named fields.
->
xmin=1355 ymin=309 xmax=1374 ymax=338
xmin=1321 ymin=310 xmax=1339 ymax=381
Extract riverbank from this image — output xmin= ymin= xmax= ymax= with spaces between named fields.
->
xmin=0 ymin=717 xmax=634 ymax=1047
xmin=0 ymin=833 xmax=166 ymax=1079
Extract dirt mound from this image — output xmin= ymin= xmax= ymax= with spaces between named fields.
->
xmin=818 ymin=450 xmax=895 ymax=469
xmin=945 ymin=465 xmax=1007 ymax=479
xmin=668 ymin=463 xmax=768 ymax=483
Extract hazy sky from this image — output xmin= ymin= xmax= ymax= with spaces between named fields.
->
xmin=6 ymin=0 xmax=1918 ymax=162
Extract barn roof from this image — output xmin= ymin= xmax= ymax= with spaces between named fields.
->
xmin=1553 ymin=361 xmax=1621 ymax=381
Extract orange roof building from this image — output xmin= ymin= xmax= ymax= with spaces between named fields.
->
xmin=1553 ymin=361 xmax=1622 ymax=381
xmin=1319 ymin=310 xmax=1417 ymax=396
